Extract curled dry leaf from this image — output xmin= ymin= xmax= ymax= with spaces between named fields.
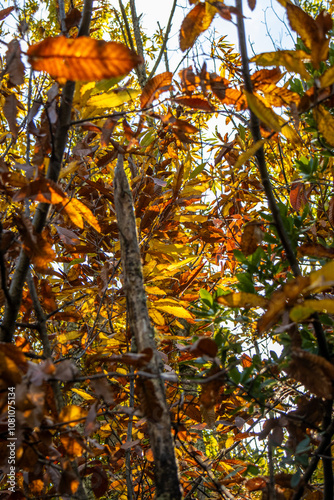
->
xmin=28 ymin=36 xmax=143 ymax=82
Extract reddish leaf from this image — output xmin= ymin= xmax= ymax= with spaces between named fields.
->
xmin=0 ymin=6 xmax=14 ymax=21
xmin=28 ymin=37 xmax=143 ymax=82
xmin=173 ymin=96 xmax=215 ymax=112
xmin=140 ymin=72 xmax=173 ymax=109
xmin=289 ymin=181 xmax=304 ymax=211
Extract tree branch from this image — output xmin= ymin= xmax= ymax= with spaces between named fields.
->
xmin=129 ymin=0 xmax=146 ymax=87
xmin=148 ymin=0 xmax=177 ymax=80
xmin=235 ymin=0 xmax=300 ymax=277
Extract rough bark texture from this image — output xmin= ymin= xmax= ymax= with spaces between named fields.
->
xmin=114 ymin=155 xmax=182 ymax=500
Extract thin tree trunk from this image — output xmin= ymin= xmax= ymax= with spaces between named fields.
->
xmin=114 ymin=154 xmax=182 ymax=500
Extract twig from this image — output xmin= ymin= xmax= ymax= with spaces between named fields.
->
xmin=148 ymin=0 xmax=177 ymax=80
xmin=129 ymin=0 xmax=146 ymax=87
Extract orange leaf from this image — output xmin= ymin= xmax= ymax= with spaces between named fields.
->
xmin=173 ymin=96 xmax=215 ymax=112
xmin=179 ymin=3 xmax=216 ymax=52
xmin=28 ymin=36 xmax=142 ymax=82
xmin=140 ymin=72 xmax=173 ymax=109
xmin=289 ymin=181 xmax=304 ymax=211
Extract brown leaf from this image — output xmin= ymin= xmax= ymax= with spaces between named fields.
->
xmin=28 ymin=37 xmax=143 ymax=82
xmin=3 ymin=94 xmax=19 ymax=140
xmin=247 ymin=0 xmax=256 ymax=10
xmin=0 ymin=6 xmax=14 ymax=21
xmin=179 ymin=3 xmax=216 ymax=52
xmin=190 ymin=337 xmax=218 ymax=358
xmin=90 ymin=467 xmax=109 ymax=498
xmin=5 ymin=40 xmax=25 ymax=87
xmin=245 ymin=477 xmax=266 ymax=492
xmin=286 ymin=349 xmax=334 ymax=399
xmin=298 ymin=243 xmax=334 ymax=259
xmin=15 ymin=217 xmax=56 ymax=272
xmin=100 ymin=117 xmax=118 ymax=148
xmin=65 ymin=8 xmax=82 ymax=30
xmin=173 ymin=96 xmax=215 ymax=112
xmin=289 ymin=181 xmax=304 ymax=211
xmin=287 ymin=4 xmax=331 ymax=67
xmin=240 ymin=221 xmax=264 ymax=256
xmin=91 ymin=378 xmax=114 ymax=405
xmin=140 ymin=72 xmax=173 ymax=109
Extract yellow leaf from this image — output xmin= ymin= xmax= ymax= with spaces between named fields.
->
xmin=217 ymin=292 xmax=268 ymax=308
xmin=310 ymin=261 xmax=334 ymax=290
xmin=320 ymin=66 xmax=334 ymax=88
xmin=234 ymin=139 xmax=266 ymax=170
xmin=178 ymin=214 xmax=208 ymax=223
xmin=87 ymin=89 xmax=139 ymax=108
xmin=244 ymin=91 xmax=300 ymax=143
xmin=303 ymin=299 xmax=334 ymax=314
xmin=28 ymin=37 xmax=143 ymax=82
xmin=155 ymin=304 xmax=194 ymax=320
xmin=149 ymin=308 xmax=165 ymax=326
xmin=245 ymin=91 xmax=281 ymax=131
xmin=59 ymin=405 xmax=87 ymax=426
xmin=145 ymin=286 xmax=166 ymax=295
xmin=225 ymin=436 xmax=234 ymax=449
xmin=166 ymin=256 xmax=198 ymax=271
xmin=58 ymin=330 xmax=82 ymax=343
xmin=313 ymin=105 xmax=334 ymax=147
xmin=71 ymin=388 xmax=95 ymax=401
xmin=250 ymin=50 xmax=310 ymax=80
xmin=61 ymin=198 xmax=100 ymax=232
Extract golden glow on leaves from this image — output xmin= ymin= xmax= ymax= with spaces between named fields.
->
xmin=59 ymin=405 xmax=87 ymax=426
xmin=179 ymin=3 xmax=216 ymax=52
xmin=217 ymin=292 xmax=268 ymax=308
xmin=28 ymin=37 xmax=143 ymax=81
xmin=244 ymin=91 xmax=300 ymax=143
xmin=250 ymin=50 xmax=310 ymax=80
xmin=87 ymin=89 xmax=139 ymax=108
xmin=140 ymin=72 xmax=173 ymax=109
xmin=320 ymin=66 xmax=334 ymax=88
xmin=234 ymin=139 xmax=266 ymax=170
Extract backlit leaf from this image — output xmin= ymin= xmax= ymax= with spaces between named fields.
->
xmin=180 ymin=3 xmax=216 ymax=52
xmin=244 ymin=91 xmax=300 ymax=143
xmin=313 ymin=105 xmax=334 ymax=147
xmin=155 ymin=304 xmax=194 ymax=319
xmin=28 ymin=37 xmax=142 ymax=82
xmin=217 ymin=292 xmax=268 ymax=308
xmin=248 ymin=0 xmax=256 ymax=10
xmin=140 ymin=72 xmax=173 ymax=109
xmin=250 ymin=50 xmax=310 ymax=80
xmin=173 ymin=96 xmax=215 ymax=111
xmin=320 ymin=66 xmax=334 ymax=88
xmin=234 ymin=139 xmax=266 ymax=170
xmin=59 ymin=405 xmax=87 ymax=426
xmin=87 ymin=89 xmax=139 ymax=108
